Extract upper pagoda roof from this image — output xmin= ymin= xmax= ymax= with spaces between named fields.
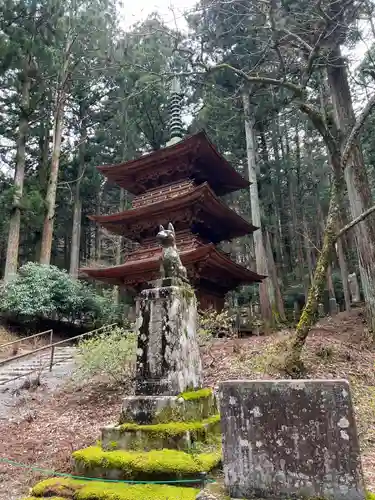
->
xmin=79 ymin=244 xmax=264 ymax=289
xmin=89 ymin=182 xmax=257 ymax=243
xmin=97 ymin=131 xmax=250 ymax=196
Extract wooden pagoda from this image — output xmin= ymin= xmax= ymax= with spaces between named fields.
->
xmin=80 ymin=131 xmax=265 ymax=310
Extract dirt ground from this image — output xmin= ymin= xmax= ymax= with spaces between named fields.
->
xmin=1 ymin=308 xmax=375 ymax=499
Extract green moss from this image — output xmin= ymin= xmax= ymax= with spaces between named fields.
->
xmin=73 ymin=446 xmax=221 ymax=478
xmin=366 ymin=492 xmax=375 ymax=500
xmin=30 ymin=478 xmax=198 ymax=499
xmin=23 ymin=497 xmax=67 ymax=500
xmin=119 ymin=415 xmax=220 ymax=437
xmin=178 ymin=388 xmax=213 ymax=401
xmin=181 ymin=285 xmax=195 ymax=306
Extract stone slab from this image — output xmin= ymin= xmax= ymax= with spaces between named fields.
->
xmin=135 ymin=285 xmax=203 ymax=395
xmin=120 ymin=393 xmax=218 ymax=424
xmin=219 ymin=379 xmax=365 ymax=500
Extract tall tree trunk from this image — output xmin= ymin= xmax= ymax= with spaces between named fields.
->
xmin=69 ymin=100 xmax=87 ymax=278
xmin=335 ymin=231 xmax=351 ymax=312
xmin=289 ymin=124 xmax=305 ymax=283
xmin=113 ymin=188 xmax=126 ymax=305
xmin=39 ymin=94 xmax=65 ymax=265
xmin=243 ymin=91 xmax=275 ymax=322
xmin=265 ymin=230 xmax=286 ymax=321
xmin=327 ymin=45 xmax=375 ymax=331
xmin=302 ymin=215 xmax=314 ymax=285
xmin=95 ymin=190 xmax=102 ymax=261
xmin=35 ymin=107 xmax=50 ymax=261
xmin=4 ymin=58 xmax=31 ymax=282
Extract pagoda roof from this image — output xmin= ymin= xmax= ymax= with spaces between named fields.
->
xmin=79 ymin=244 xmax=265 ymax=290
xmin=89 ymin=183 xmax=257 ymax=243
xmin=97 ymin=131 xmax=250 ymax=196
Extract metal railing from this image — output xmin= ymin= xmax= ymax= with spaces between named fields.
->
xmin=0 ymin=323 xmax=117 ymax=385
xmin=0 ymin=329 xmax=53 ymax=351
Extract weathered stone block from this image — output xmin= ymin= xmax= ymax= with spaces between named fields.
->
xmin=101 ymin=415 xmax=220 ymax=451
xmin=135 ymin=284 xmax=203 ymax=395
xmin=219 ymin=379 xmax=365 ymax=500
xmin=120 ymin=391 xmax=218 ymax=424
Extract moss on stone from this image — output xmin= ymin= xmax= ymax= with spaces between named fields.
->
xmin=119 ymin=415 xmax=220 ymax=437
xmin=178 ymin=388 xmax=213 ymax=401
xmin=30 ymin=477 xmax=199 ymax=499
xmin=23 ymin=497 xmax=67 ymax=500
xmin=73 ymin=446 xmax=221 ymax=478
xmin=181 ymin=285 xmax=196 ymax=306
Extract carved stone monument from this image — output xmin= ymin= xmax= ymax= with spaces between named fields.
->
xmin=220 ymin=379 xmax=365 ymax=500
xmin=134 ymin=223 xmax=202 ymax=395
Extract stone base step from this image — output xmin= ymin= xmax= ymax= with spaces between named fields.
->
xmin=72 ymin=446 xmax=221 ymax=481
xmin=120 ymin=388 xmax=218 ymax=425
xmin=102 ymin=414 xmax=221 ymax=451
xmin=24 ymin=477 xmax=200 ymax=499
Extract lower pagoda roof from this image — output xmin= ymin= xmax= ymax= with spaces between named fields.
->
xmin=79 ymin=244 xmax=265 ymax=292
xmin=89 ymin=183 xmax=257 ymax=243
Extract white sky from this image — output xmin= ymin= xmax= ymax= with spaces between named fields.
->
xmin=120 ymin=0 xmax=195 ymax=30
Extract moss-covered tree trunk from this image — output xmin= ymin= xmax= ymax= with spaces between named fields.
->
xmin=285 ymin=181 xmax=341 ymax=376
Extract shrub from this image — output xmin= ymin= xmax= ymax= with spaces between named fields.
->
xmin=73 ymin=326 xmax=137 ymax=385
xmin=198 ymin=308 xmax=235 ymax=342
xmin=0 ymin=262 xmax=121 ymax=326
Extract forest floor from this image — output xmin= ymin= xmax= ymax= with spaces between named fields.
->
xmin=0 ymin=307 xmax=375 ymax=499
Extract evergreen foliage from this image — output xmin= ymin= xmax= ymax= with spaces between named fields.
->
xmin=0 ymin=263 xmax=119 ymax=325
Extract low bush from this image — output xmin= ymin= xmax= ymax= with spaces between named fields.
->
xmin=73 ymin=326 xmax=137 ymax=385
xmin=198 ymin=308 xmax=235 ymax=342
xmin=0 ymin=262 xmax=121 ymax=326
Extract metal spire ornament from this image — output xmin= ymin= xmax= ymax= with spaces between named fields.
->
xmin=166 ymin=76 xmax=183 ymax=146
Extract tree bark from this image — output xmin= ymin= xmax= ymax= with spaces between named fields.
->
xmin=327 ymin=45 xmax=375 ymax=331
xmin=4 ymin=57 xmax=31 ymax=282
xmin=335 ymin=233 xmax=351 ymax=312
xmin=265 ymin=230 xmax=286 ymax=321
xmin=35 ymin=102 xmax=51 ymax=261
xmin=243 ymin=91 xmax=275 ymax=322
xmin=69 ymin=99 xmax=87 ymax=278
xmin=39 ymin=94 xmax=65 ymax=265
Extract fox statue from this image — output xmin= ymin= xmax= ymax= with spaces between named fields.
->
xmin=156 ymin=223 xmax=188 ymax=281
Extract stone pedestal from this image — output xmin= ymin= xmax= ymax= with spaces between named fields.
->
xmin=135 ymin=279 xmax=203 ymax=395
xmin=219 ymin=379 xmax=365 ymax=500
xmin=329 ymin=297 xmax=338 ymax=315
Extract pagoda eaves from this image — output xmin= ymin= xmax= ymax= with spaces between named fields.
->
xmin=80 ymin=244 xmax=265 ymax=310
xmin=89 ymin=182 xmax=257 ymax=244
xmin=97 ymin=131 xmax=249 ymax=196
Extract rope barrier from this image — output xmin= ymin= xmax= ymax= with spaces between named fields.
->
xmin=0 ymin=457 xmax=215 ymax=485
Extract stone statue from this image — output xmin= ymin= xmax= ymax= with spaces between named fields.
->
xmin=157 ymin=223 xmax=188 ymax=281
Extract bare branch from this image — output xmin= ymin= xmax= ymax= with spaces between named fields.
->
xmin=336 ymin=204 xmax=375 ymax=240
xmin=208 ymin=63 xmax=305 ymax=96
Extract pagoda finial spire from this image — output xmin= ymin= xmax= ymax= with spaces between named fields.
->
xmin=166 ymin=76 xmax=183 ymax=146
